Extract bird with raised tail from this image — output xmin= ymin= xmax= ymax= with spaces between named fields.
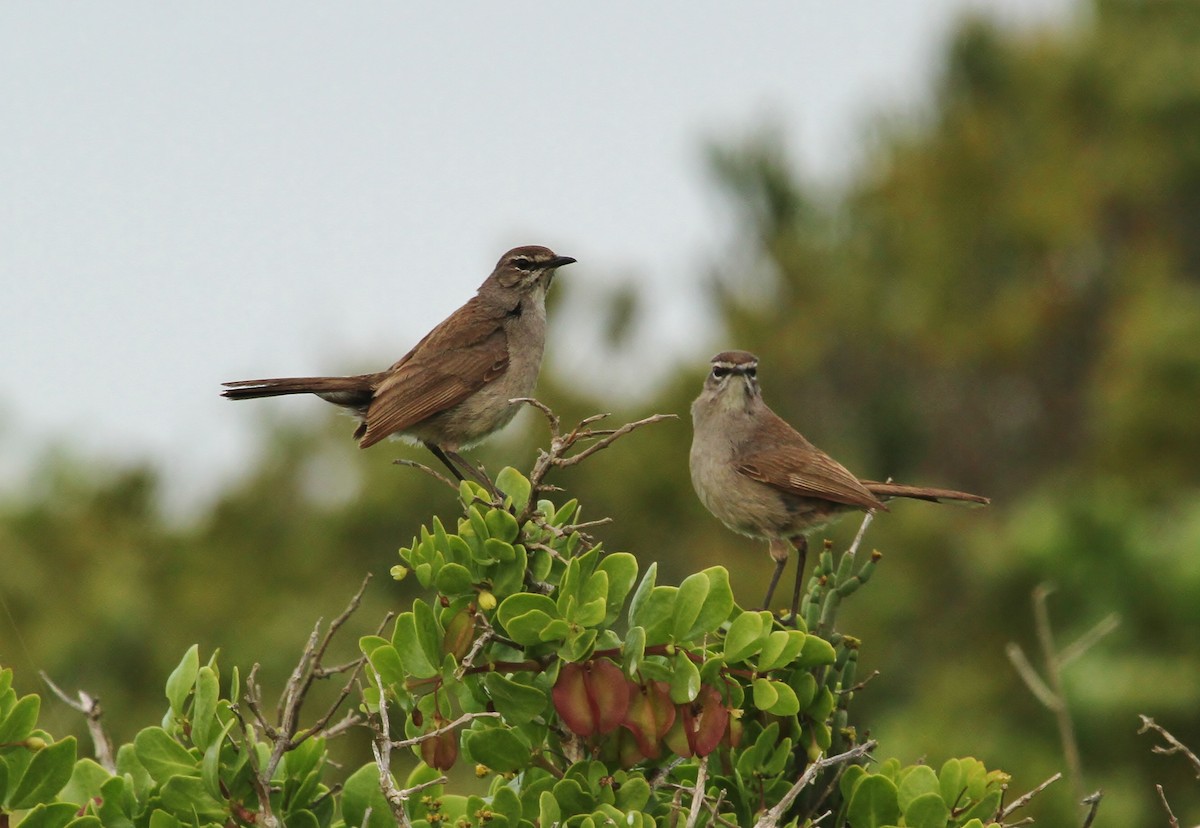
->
xmin=689 ymin=350 xmax=989 ymax=618
xmin=222 ymin=245 xmax=576 ymax=487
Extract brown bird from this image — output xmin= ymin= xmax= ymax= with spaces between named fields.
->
xmin=222 ymin=245 xmax=575 ymax=486
xmin=689 ymin=350 xmax=988 ymax=617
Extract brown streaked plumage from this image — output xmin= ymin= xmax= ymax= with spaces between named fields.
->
xmin=222 ymin=245 xmax=575 ymax=486
xmin=689 ymin=350 xmax=988 ymax=617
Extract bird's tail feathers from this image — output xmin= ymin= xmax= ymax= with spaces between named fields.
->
xmin=863 ymin=481 xmax=990 ymax=506
xmin=221 ymin=376 xmax=373 ymax=407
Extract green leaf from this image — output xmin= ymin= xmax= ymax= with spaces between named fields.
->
xmin=434 ymin=562 xmax=474 ymax=595
xmin=938 ymin=758 xmax=963 ymax=805
xmin=622 ymin=626 xmax=647 ymax=676
xmin=684 ymin=567 xmax=735 ymax=639
xmin=340 ymin=763 xmax=395 ymax=828
xmin=668 ymin=651 xmax=701 ymax=704
xmin=158 ymin=774 xmax=226 ymax=819
xmin=462 ymin=727 xmax=531 ymax=773
xmin=724 ymin=611 xmax=768 ymax=662
xmin=64 ymin=816 xmax=104 ymax=828
xmin=671 ymin=572 xmax=710 ymax=640
xmin=147 ymin=809 xmax=182 ymax=828
xmin=392 ymin=611 xmax=438 ymax=679
xmin=596 ymin=553 xmax=638 ymax=623
xmin=840 ymin=764 xmax=868 ymax=803
xmin=484 ymin=508 xmax=519 ymax=543
xmin=0 ymin=693 xmax=39 ymax=743
xmin=751 ymin=678 xmax=778 ymax=711
xmin=631 ymin=586 xmax=678 ymax=645
xmin=626 ymin=562 xmax=657 ymax=626
xmin=10 ymin=736 xmax=77 ymax=809
xmin=764 ymin=681 xmax=799 ymax=716
xmin=201 ymin=720 xmax=235 ymax=802
xmin=491 ymin=785 xmax=522 ymax=826
xmin=164 ymin=645 xmax=199 ymax=717
xmin=190 ymin=666 xmax=220 ymax=750
xmin=133 ymin=728 xmax=197 ymax=783
xmin=796 ymin=634 xmax=837 ymax=668
xmin=538 ymin=791 xmax=561 ymax=827
xmin=367 ymin=643 xmax=406 ymax=688
xmin=413 ymin=599 xmax=443 ymax=672
xmin=494 ymin=467 xmax=532 ymax=513
xmin=756 ymin=630 xmax=807 ymax=672
xmin=898 ymin=765 xmax=941 ymax=811
xmin=846 ymin=773 xmax=900 ymax=828
xmin=10 ymin=802 xmax=79 ymax=828
xmin=494 ymin=592 xmax=559 ymax=643
xmin=483 ymin=673 xmax=548 ymax=725
xmin=58 ymin=758 xmax=113 ymax=809
xmin=904 ymin=791 xmax=950 ymax=828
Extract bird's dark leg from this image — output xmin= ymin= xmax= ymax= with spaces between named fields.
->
xmin=425 ymin=444 xmax=466 ymax=482
xmin=426 ymin=444 xmax=499 ymax=498
xmin=761 ymin=538 xmax=792 ymax=612
xmin=787 ymin=535 xmax=809 ymax=623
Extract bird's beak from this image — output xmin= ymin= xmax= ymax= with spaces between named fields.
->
xmin=547 ymin=256 xmax=576 ymax=270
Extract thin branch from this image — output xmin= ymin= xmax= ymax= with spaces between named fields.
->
xmin=1005 ymin=643 xmax=1059 ymax=710
xmin=1079 ymin=790 xmax=1102 ymax=828
xmin=845 ymin=510 xmax=876 ymax=562
xmin=393 ymin=458 xmax=459 ymax=493
xmin=998 ymin=772 xmax=1062 ymax=819
xmin=1058 ymin=613 xmax=1120 ymax=668
xmin=684 ymin=755 xmax=708 ymax=828
xmin=1154 ymin=784 xmax=1180 ymax=828
xmin=1032 ymin=583 xmax=1085 ymax=799
xmin=389 ymin=710 xmax=502 ymax=749
xmin=367 ymin=666 xmax=413 ymax=828
xmin=39 ymin=673 xmax=116 ymax=773
xmin=753 ymin=740 xmax=877 ymax=828
xmin=1138 ymin=715 xmax=1200 ymax=778
xmin=554 ymin=413 xmax=678 ymax=467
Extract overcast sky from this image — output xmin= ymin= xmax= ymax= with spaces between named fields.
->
xmin=0 ymin=1 xmax=1072 ymax=509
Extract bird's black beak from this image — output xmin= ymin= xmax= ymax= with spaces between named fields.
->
xmin=547 ymin=256 xmax=576 ymax=270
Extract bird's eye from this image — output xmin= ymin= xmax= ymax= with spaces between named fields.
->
xmin=745 ymin=367 xmax=757 ymax=379
xmin=513 ymin=257 xmax=533 ymax=271
xmin=711 ymin=366 xmax=730 ymax=379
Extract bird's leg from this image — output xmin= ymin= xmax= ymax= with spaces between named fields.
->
xmin=446 ymin=449 xmax=499 ymax=498
xmin=426 ymin=444 xmax=499 ymax=499
xmin=787 ymin=535 xmax=809 ymax=624
xmin=425 ymin=444 xmax=467 ymax=482
xmin=761 ymin=538 xmax=792 ymax=613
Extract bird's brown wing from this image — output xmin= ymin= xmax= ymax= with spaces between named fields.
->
xmin=736 ymin=443 xmax=886 ymax=512
xmin=357 ymin=295 xmax=512 ymax=448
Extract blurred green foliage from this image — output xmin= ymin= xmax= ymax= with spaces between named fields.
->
xmin=3 ymin=0 xmax=1200 ymax=824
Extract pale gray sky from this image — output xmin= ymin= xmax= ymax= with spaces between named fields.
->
xmin=0 ymin=1 xmax=1071 ymax=508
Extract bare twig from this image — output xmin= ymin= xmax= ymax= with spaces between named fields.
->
xmin=684 ymin=755 xmax=709 ymax=828
xmin=39 ymin=673 xmax=115 ymax=773
xmin=368 ymin=665 xmax=414 ymax=828
xmin=753 ymin=740 xmax=877 ymax=828
xmin=1006 ymin=584 xmax=1087 ymax=800
xmin=1138 ymin=715 xmax=1200 ymax=778
xmin=1154 ymin=784 xmax=1180 ymax=828
xmin=1079 ymin=790 xmax=1102 ymax=828
xmin=393 ymin=458 xmax=460 ymax=493
xmin=997 ymin=772 xmax=1062 ymax=820
xmin=389 ymin=710 xmax=502 ymax=749
xmin=845 ymin=510 xmax=876 ymax=562
xmin=1058 ymin=613 xmax=1120 ymax=668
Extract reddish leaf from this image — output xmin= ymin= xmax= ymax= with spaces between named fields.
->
xmin=682 ymin=686 xmax=729 ymax=756
xmin=420 ymin=727 xmax=459 ymax=770
xmin=621 ymin=681 xmax=676 ymax=759
xmin=442 ymin=607 xmax=476 ymax=660
xmin=552 ymin=662 xmax=596 ymax=736
xmin=585 ymin=659 xmax=632 ymax=735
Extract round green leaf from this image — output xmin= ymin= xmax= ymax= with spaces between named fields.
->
xmin=846 ymin=773 xmax=900 ymax=828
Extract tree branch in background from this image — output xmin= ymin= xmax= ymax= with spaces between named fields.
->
xmin=1006 ymin=583 xmax=1119 ymax=802
xmin=39 ymin=672 xmax=116 ymax=773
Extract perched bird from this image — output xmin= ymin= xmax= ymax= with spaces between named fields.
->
xmin=689 ymin=350 xmax=988 ymax=616
xmin=222 ymin=245 xmax=575 ymax=486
